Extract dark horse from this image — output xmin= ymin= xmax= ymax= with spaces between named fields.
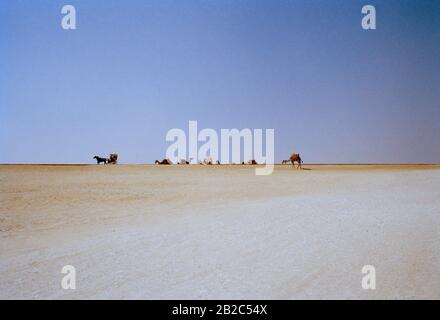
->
xmin=93 ymin=156 xmax=108 ymax=164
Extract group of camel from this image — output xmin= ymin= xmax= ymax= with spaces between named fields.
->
xmin=155 ymin=153 xmax=303 ymax=168
xmin=155 ymin=157 xmax=219 ymax=165
xmin=95 ymin=153 xmax=302 ymax=168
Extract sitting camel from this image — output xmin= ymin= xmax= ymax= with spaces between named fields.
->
xmin=155 ymin=158 xmax=173 ymax=165
xmin=178 ymin=158 xmax=193 ymax=164
xmin=93 ymin=156 xmax=108 ymax=164
xmin=202 ymin=157 xmax=214 ymax=165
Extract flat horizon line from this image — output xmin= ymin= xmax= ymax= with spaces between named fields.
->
xmin=1 ymin=163 xmax=440 ymax=166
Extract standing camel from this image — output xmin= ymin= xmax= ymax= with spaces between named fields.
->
xmin=287 ymin=153 xmax=302 ymax=169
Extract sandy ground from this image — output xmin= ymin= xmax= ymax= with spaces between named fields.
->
xmin=1 ymin=164 xmax=440 ymax=299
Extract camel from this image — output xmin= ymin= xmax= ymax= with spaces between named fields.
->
xmin=93 ymin=156 xmax=108 ymax=164
xmin=155 ymin=158 xmax=172 ymax=165
xmin=202 ymin=157 xmax=214 ymax=165
xmin=178 ymin=158 xmax=193 ymax=164
xmin=241 ymin=160 xmax=257 ymax=165
xmin=287 ymin=153 xmax=302 ymax=169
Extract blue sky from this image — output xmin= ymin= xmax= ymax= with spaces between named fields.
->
xmin=1 ymin=0 xmax=439 ymax=163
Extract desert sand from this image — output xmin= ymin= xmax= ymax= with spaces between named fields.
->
xmin=1 ymin=164 xmax=440 ymax=299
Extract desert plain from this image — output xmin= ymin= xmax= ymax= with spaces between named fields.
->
xmin=1 ymin=164 xmax=440 ymax=299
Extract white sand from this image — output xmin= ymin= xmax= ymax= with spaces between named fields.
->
xmin=1 ymin=164 xmax=440 ymax=299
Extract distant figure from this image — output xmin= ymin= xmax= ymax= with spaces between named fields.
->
xmin=288 ymin=153 xmax=302 ymax=169
xmin=108 ymin=153 xmax=118 ymax=164
xmin=93 ymin=156 xmax=108 ymax=164
xmin=178 ymin=158 xmax=193 ymax=164
xmin=155 ymin=158 xmax=172 ymax=165
xmin=202 ymin=157 xmax=213 ymax=165
xmin=247 ymin=160 xmax=258 ymax=165
xmin=216 ymin=160 xmax=221 ymax=165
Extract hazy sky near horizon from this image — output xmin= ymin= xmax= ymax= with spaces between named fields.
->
xmin=1 ymin=0 xmax=439 ymax=164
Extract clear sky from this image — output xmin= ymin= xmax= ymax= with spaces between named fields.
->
xmin=1 ymin=0 xmax=439 ymax=164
